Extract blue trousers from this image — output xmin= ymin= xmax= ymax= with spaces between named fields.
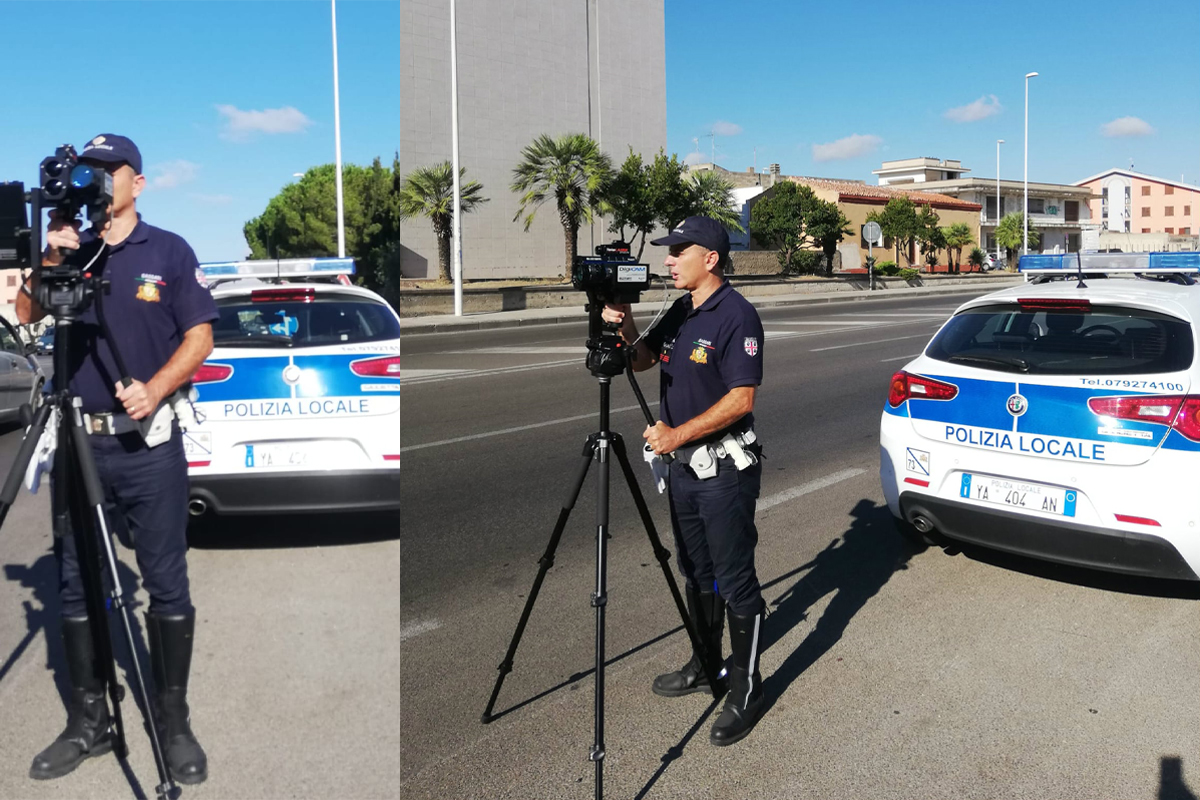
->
xmin=56 ymin=429 xmax=193 ymax=618
xmin=668 ymin=452 xmax=763 ymax=616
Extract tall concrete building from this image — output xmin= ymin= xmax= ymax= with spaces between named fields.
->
xmin=401 ymin=0 xmax=666 ymax=279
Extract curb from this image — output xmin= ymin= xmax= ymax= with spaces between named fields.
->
xmin=398 ymin=280 xmax=1023 ymax=335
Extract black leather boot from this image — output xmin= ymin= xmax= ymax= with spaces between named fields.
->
xmin=147 ymin=611 xmax=208 ymax=785
xmin=710 ymin=607 xmax=764 ymax=746
xmin=30 ymin=616 xmax=115 ymax=780
xmin=652 ymin=587 xmax=727 ymax=698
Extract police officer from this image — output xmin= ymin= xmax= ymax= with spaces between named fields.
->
xmin=17 ymin=134 xmax=217 ymax=784
xmin=602 ymin=216 xmax=767 ymax=746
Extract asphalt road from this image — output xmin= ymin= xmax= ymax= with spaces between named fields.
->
xmin=400 ymin=291 xmax=1199 ymax=800
xmin=0 ymin=414 xmax=401 ymax=797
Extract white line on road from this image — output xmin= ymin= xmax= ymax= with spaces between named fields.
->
xmin=400 ymin=402 xmax=660 ymax=452
xmin=758 ymin=468 xmax=868 ymax=511
xmin=881 ymin=353 xmax=922 ymax=362
xmin=441 ymin=346 xmax=586 ymax=355
xmin=398 ymin=368 xmax=473 ymax=380
xmin=400 ymin=619 xmax=442 ymax=644
xmin=766 ymin=320 xmax=880 ymax=326
xmin=829 ymin=312 xmax=954 ymax=318
xmin=810 ymin=332 xmax=934 ymax=352
xmin=402 ymin=358 xmax=581 ymax=385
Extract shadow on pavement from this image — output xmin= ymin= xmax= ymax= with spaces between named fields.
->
xmin=2 ymin=547 xmax=152 ymax=800
xmin=759 ymin=499 xmax=919 ymax=713
xmin=943 ymin=541 xmax=1200 ymax=600
xmin=187 ymin=509 xmax=400 ymax=549
xmin=1161 ymin=756 xmax=1198 ymax=800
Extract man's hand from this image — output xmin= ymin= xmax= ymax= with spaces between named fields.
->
xmin=44 ymin=211 xmax=83 ymax=266
xmin=644 ymin=421 xmax=684 ymax=456
xmin=115 ymin=379 xmax=163 ymax=421
xmin=601 ymin=303 xmax=631 ymax=327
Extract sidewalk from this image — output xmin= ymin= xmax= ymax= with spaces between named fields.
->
xmin=398 ymin=278 xmax=1023 ymax=334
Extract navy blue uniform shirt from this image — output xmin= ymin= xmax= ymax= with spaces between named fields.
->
xmin=644 ymin=281 xmax=764 ymax=440
xmin=62 ymin=218 xmax=218 ymax=413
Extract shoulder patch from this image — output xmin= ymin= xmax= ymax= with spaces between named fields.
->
xmin=195 ymin=268 xmax=209 ymax=288
xmin=743 ymin=337 xmax=759 ymax=356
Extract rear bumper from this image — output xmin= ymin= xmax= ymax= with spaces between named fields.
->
xmin=189 ymin=468 xmax=400 ymax=515
xmin=899 ymin=491 xmax=1199 ymax=581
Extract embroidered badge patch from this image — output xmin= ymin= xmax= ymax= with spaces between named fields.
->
xmin=744 ymin=337 xmax=759 ymax=356
xmin=195 ymin=268 xmax=209 ymax=288
xmin=136 ymin=283 xmax=161 ymax=303
xmin=689 ymin=346 xmax=708 ymax=364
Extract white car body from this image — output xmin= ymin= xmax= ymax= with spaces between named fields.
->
xmin=881 ymin=255 xmax=1200 ymax=581
xmin=185 ymin=260 xmax=400 ymax=515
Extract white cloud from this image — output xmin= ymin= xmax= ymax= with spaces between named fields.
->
xmin=811 ymin=134 xmax=882 ymax=163
xmin=216 ymin=104 xmax=313 ymax=140
xmin=711 ymin=120 xmax=742 ymax=136
xmin=944 ymin=95 xmax=1003 ymax=123
xmin=1101 ymin=116 xmax=1155 ymax=137
xmin=188 ymin=193 xmax=234 ymax=205
xmin=683 ymin=151 xmax=707 ymax=166
xmin=147 ymin=160 xmax=199 ymax=190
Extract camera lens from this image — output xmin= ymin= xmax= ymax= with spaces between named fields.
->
xmin=70 ymin=164 xmax=94 ymax=189
xmin=43 ymin=160 xmax=66 ymax=178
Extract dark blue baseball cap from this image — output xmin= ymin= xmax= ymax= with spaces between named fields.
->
xmin=650 ymin=215 xmax=730 ymax=260
xmin=79 ymin=133 xmax=142 ymax=175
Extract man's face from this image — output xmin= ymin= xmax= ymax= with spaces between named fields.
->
xmin=664 ymin=243 xmax=718 ymax=291
xmin=81 ymin=159 xmax=144 ymax=220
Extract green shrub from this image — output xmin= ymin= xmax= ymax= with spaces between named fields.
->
xmin=898 ymin=268 xmax=921 ymax=281
xmin=781 ymin=250 xmax=824 ymax=275
xmin=874 ymin=260 xmax=899 ymax=276
xmin=967 ymin=247 xmax=986 ymax=269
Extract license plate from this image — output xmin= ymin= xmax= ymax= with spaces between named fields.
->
xmin=960 ymin=474 xmax=1076 ymax=517
xmin=183 ymin=432 xmax=212 ymax=457
xmin=245 ymin=443 xmax=309 ymax=468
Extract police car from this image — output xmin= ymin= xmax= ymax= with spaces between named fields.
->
xmin=184 ymin=258 xmax=400 ymax=516
xmin=881 ymin=251 xmax=1200 ymax=582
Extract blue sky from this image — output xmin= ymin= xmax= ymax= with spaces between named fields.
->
xmin=664 ymin=0 xmax=1200 ymax=187
xmin=0 ymin=1 xmax=399 ymax=262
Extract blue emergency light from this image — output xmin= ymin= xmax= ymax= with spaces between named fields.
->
xmin=1019 ymin=251 xmax=1200 ymax=274
xmin=199 ymin=257 xmax=356 ymax=279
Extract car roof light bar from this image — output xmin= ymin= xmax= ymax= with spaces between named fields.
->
xmin=1019 ymin=251 xmax=1200 ymax=273
xmin=199 ymin=257 xmax=356 ymax=279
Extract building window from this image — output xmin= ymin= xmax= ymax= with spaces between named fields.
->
xmin=1142 ymin=228 xmax=1151 ymax=233
xmin=1101 ymin=188 xmax=1108 ymax=219
xmin=1065 ymin=200 xmax=1079 ymax=222
xmin=1166 ymin=228 xmax=1174 ymax=234
xmin=1181 ymin=228 xmax=1192 ymax=235
xmin=1165 ymin=206 xmax=1174 ymax=216
xmin=5 ymin=276 xmax=14 ymax=287
xmin=1141 ymin=207 xmax=1151 ymax=217
xmin=1185 ymin=205 xmax=1192 ymax=216
xmin=985 ymin=195 xmax=1005 ymax=220
xmin=1142 ymin=185 xmax=1151 ymax=196
xmin=1165 ymin=186 xmax=1174 ymax=195
xmin=1026 ymin=198 xmax=1045 ymax=214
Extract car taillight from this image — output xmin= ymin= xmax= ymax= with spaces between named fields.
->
xmin=1087 ymin=394 xmax=1200 ymax=441
xmin=192 ymin=363 xmax=233 ymax=384
xmin=1018 ymin=298 xmax=1092 ymax=311
xmin=350 ymin=355 xmax=401 ymax=377
xmin=888 ymin=371 xmax=958 ymax=407
xmin=251 ymin=288 xmax=316 ymax=303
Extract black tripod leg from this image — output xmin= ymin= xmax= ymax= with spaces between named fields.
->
xmin=610 ymin=433 xmax=726 ymax=699
xmin=481 ymin=434 xmax=599 ymax=724
xmin=64 ymin=408 xmax=179 ymax=800
xmin=0 ymin=401 xmax=53 ymax=528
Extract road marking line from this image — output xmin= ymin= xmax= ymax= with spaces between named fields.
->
xmin=881 ymin=353 xmax=922 ymax=362
xmin=441 ymin=346 xmax=587 ymax=355
xmin=759 ymin=468 xmax=867 ymax=511
xmin=810 ymin=333 xmax=934 ymax=352
xmin=402 ymin=358 xmax=580 ymax=385
xmin=400 ymin=619 xmax=442 ymax=644
xmin=398 ymin=368 xmax=473 ymax=380
xmin=400 ymin=402 xmax=659 ymax=452
xmin=829 ymin=312 xmax=953 ymax=318
xmin=766 ymin=320 xmax=880 ymax=326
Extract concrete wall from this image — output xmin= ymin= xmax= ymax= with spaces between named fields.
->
xmin=400 ymin=0 xmax=666 ymax=280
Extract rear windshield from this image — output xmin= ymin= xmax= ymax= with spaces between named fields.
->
xmin=213 ymin=296 xmax=400 ymax=348
xmin=925 ymin=303 xmax=1194 ymax=375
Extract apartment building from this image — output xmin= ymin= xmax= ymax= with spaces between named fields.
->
xmin=1075 ymin=169 xmax=1200 ymax=238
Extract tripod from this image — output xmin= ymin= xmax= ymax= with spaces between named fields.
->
xmin=0 ymin=268 xmax=180 ymax=799
xmin=481 ymin=314 xmax=725 ymax=800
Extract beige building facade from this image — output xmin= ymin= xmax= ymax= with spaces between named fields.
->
xmin=1075 ymin=169 xmax=1200 ymax=240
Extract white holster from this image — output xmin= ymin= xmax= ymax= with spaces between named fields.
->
xmin=679 ymin=429 xmax=759 ymax=480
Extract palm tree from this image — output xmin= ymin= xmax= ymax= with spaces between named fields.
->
xmin=511 ymin=133 xmax=613 ymax=272
xmin=399 ymin=161 xmax=488 ymax=284
xmin=995 ymin=212 xmax=1040 ymax=271
xmin=683 ymin=170 xmax=745 ymax=232
xmin=943 ymin=223 xmax=975 ymax=273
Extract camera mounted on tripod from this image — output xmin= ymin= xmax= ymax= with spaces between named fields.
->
xmin=1 ymin=144 xmax=114 ymax=315
xmin=573 ymin=241 xmax=652 ymax=377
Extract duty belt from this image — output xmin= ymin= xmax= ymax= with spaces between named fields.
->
xmin=82 ymin=411 xmax=141 ymax=436
xmin=675 ymin=429 xmax=759 ymax=479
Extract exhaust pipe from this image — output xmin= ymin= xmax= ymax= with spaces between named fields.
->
xmin=188 ymin=498 xmax=208 ymax=517
xmin=911 ymin=515 xmax=934 ymax=534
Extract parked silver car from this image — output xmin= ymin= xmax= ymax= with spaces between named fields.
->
xmin=0 ymin=318 xmax=44 ymax=423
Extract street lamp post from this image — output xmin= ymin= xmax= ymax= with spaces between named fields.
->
xmin=450 ymin=0 xmax=464 ymax=315
xmin=1024 ymin=71 xmax=1038 ymax=256
xmin=996 ymin=139 xmax=1004 ymax=265
xmin=331 ymin=0 xmax=346 ymax=258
